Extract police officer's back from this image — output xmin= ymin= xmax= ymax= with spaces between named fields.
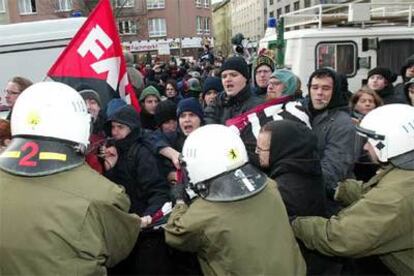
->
xmin=165 ymin=124 xmax=306 ymax=275
xmin=0 ymin=82 xmax=139 ymax=275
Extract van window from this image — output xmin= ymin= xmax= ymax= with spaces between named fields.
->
xmin=316 ymin=42 xmax=356 ymax=76
xmin=378 ymin=39 xmax=414 ymax=74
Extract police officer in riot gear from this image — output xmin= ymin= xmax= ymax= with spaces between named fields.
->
xmin=164 ymin=124 xmax=306 ymax=275
xmin=0 ymin=82 xmax=139 ymax=275
xmin=293 ymin=104 xmax=414 ymax=275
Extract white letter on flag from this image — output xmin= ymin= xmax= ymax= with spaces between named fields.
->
xmin=91 ymin=57 xmax=121 ymax=90
xmin=77 ymin=25 xmax=113 ymax=59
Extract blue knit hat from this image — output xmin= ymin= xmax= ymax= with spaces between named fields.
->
xmin=177 ymin=98 xmax=204 ymax=121
xmin=271 ymin=69 xmax=297 ymax=96
xmin=106 ymin=98 xmax=127 ymax=117
xmin=202 ymin=76 xmax=223 ymax=96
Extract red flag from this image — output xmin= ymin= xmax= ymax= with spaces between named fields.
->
xmin=47 ymin=0 xmax=140 ymax=112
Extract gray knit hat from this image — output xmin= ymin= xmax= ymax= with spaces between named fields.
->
xmin=79 ymin=89 xmax=102 ymax=107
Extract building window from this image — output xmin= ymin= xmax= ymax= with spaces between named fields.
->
xmin=0 ymin=0 xmax=5 ymax=13
xmin=148 ymin=18 xmax=166 ymax=37
xmin=19 ymin=0 xmax=37 ymax=14
xmin=147 ymin=0 xmax=164 ymax=9
xmin=269 ymin=11 xmax=274 ymax=18
xmin=115 ymin=0 xmax=134 ymax=8
xmin=294 ymin=1 xmax=300 ymax=11
xmin=204 ymin=17 xmax=210 ymax=34
xmin=316 ymin=42 xmax=357 ymax=76
xmin=269 ymin=0 xmax=274 ymax=5
xmin=203 ymin=0 xmax=209 ymax=8
xmin=277 ymin=8 xmax=282 ymax=18
xmin=56 ymin=0 xmax=72 ymax=11
xmin=304 ymin=0 xmax=311 ymax=8
xmin=196 ymin=16 xmax=203 ymax=34
xmin=285 ymin=5 xmax=290 ymax=13
xmin=118 ymin=20 xmax=136 ymax=35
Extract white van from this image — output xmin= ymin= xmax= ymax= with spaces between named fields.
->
xmin=264 ymin=3 xmax=414 ymax=92
xmin=0 ymin=17 xmax=85 ymax=101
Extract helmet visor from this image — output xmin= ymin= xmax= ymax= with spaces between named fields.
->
xmin=356 ymin=125 xmax=385 ymax=141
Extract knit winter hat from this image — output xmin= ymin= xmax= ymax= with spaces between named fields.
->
xmin=271 ymin=69 xmax=297 ymax=96
xmin=155 ymin=100 xmax=177 ymax=126
xmin=106 ymin=98 xmax=127 ymax=118
xmin=176 ymin=98 xmax=204 ymax=121
xmin=220 ymin=56 xmax=250 ymax=80
xmin=202 ymin=76 xmax=224 ymax=96
xmin=254 ymin=55 xmax=275 ymax=73
xmin=79 ymin=89 xmax=102 ymax=107
xmin=188 ymin=71 xmax=201 ymax=79
xmin=139 ymin=85 xmax=161 ymax=102
xmin=367 ymin=67 xmax=397 ymax=84
xmin=187 ymin=78 xmax=202 ymax=93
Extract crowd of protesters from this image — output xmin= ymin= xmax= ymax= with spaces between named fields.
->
xmin=1 ymin=48 xmax=414 ymax=276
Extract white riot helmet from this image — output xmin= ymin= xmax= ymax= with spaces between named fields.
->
xmin=357 ymin=104 xmax=414 ymax=164
xmin=11 ymin=82 xmax=91 ymax=149
xmin=182 ymin=124 xmax=248 ymax=184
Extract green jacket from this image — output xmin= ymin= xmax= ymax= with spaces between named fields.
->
xmin=164 ymin=179 xmax=306 ymax=276
xmin=292 ymin=166 xmax=414 ymax=276
xmin=0 ymin=164 xmax=140 ymax=275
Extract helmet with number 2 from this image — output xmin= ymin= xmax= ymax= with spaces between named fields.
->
xmin=11 ymin=82 xmax=91 ymax=149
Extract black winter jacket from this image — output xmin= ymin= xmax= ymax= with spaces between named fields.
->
xmin=105 ymin=129 xmax=170 ymax=216
xmin=204 ymin=85 xmax=264 ymax=124
xmin=376 ymin=84 xmax=406 ymax=105
xmin=105 ymin=107 xmax=170 ymax=216
xmin=266 ymin=120 xmax=326 ymax=218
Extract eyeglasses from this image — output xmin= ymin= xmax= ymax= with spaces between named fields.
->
xmin=255 ymin=145 xmax=270 ymax=154
xmin=4 ymin=89 xmax=21 ymax=96
xmin=267 ymin=80 xmax=283 ymax=87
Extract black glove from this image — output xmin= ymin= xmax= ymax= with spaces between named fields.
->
xmin=170 ymin=184 xmax=189 ymax=205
